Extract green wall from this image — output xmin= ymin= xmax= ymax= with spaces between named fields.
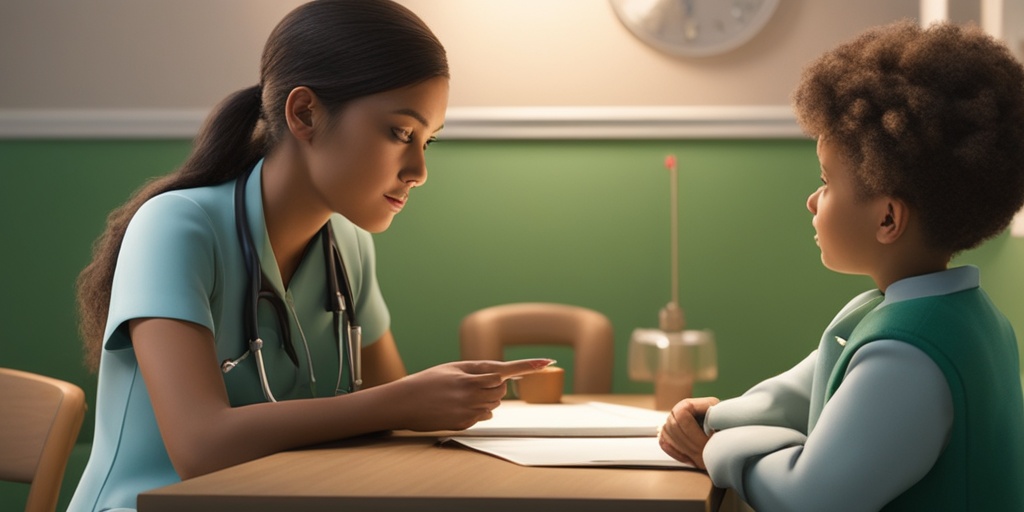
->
xmin=2 ymin=138 xmax=1023 ymax=510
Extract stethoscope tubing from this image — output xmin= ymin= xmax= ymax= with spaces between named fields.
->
xmin=222 ymin=165 xmax=361 ymax=402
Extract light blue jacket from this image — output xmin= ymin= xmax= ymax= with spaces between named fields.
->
xmin=702 ymin=267 xmax=1002 ymax=511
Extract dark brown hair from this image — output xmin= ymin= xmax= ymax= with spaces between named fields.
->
xmin=793 ymin=20 xmax=1024 ymax=254
xmin=76 ymin=0 xmax=448 ymax=371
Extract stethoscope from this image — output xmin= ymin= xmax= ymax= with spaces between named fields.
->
xmin=220 ymin=166 xmax=362 ymax=402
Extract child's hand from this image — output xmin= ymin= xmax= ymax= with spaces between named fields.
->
xmin=392 ymin=359 xmax=554 ymax=432
xmin=658 ymin=397 xmax=720 ymax=469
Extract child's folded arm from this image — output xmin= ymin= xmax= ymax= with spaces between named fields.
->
xmin=705 ymin=350 xmax=816 ymax=434
xmin=706 ymin=340 xmax=952 ymax=512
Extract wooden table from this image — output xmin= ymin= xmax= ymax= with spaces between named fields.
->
xmin=138 ymin=395 xmax=723 ymax=512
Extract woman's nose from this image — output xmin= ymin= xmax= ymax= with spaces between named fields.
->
xmin=400 ymin=150 xmax=428 ymax=187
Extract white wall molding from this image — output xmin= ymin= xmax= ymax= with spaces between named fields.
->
xmin=0 ymin=109 xmax=210 ymax=139
xmin=444 ymin=106 xmax=802 ymax=139
xmin=0 ymin=106 xmax=803 ymax=140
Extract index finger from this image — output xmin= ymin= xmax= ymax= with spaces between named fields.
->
xmin=497 ymin=358 xmax=557 ymax=380
xmin=459 ymin=358 xmax=555 ymax=380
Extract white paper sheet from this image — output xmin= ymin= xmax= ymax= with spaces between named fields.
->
xmin=443 ymin=436 xmax=694 ymax=469
xmin=459 ymin=401 xmax=669 ymax=437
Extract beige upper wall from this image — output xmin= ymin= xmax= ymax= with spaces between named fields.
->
xmin=0 ymin=0 xmax=910 ymax=110
xmin=0 ymin=1 xmax=298 ymax=109
xmin=0 ymin=0 xmax=1014 ymax=111
xmin=413 ymin=0 xmax=915 ymax=107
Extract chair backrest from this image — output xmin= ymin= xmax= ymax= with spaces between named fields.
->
xmin=459 ymin=303 xmax=614 ymax=393
xmin=0 ymin=368 xmax=87 ymax=512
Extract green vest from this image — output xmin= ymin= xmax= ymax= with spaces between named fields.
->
xmin=825 ymin=288 xmax=1024 ymax=511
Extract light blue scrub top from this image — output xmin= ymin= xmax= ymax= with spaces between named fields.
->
xmin=69 ymin=160 xmax=390 ymax=512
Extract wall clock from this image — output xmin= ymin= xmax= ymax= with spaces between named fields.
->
xmin=609 ymin=0 xmax=780 ymax=58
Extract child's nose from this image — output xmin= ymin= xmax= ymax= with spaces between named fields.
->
xmin=807 ymin=188 xmax=821 ymax=214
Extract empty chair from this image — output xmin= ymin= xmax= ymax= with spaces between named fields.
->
xmin=459 ymin=302 xmax=614 ymax=393
xmin=0 ymin=368 xmax=87 ymax=512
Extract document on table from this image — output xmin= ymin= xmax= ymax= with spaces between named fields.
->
xmin=443 ymin=436 xmax=694 ymax=469
xmin=457 ymin=401 xmax=669 ymax=437
xmin=442 ymin=401 xmax=694 ymax=469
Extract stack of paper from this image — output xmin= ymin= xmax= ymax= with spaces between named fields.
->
xmin=442 ymin=401 xmax=693 ymax=469
xmin=460 ymin=401 xmax=668 ymax=437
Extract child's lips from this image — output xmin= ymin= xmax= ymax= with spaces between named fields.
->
xmin=385 ymin=194 xmax=407 ymax=211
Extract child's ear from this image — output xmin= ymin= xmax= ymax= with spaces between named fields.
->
xmin=876 ymin=199 xmax=908 ymax=244
xmin=284 ymin=86 xmax=318 ymax=141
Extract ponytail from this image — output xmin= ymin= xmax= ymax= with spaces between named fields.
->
xmin=76 ymin=85 xmax=264 ymax=371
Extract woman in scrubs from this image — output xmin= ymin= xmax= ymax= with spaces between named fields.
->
xmin=69 ymin=2 xmax=551 ymax=510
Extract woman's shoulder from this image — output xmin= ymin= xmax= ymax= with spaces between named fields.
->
xmin=133 ymin=180 xmax=236 ymax=231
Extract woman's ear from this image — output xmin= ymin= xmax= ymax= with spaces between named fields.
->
xmin=284 ymin=86 xmax=318 ymax=141
xmin=876 ymin=198 xmax=909 ymax=244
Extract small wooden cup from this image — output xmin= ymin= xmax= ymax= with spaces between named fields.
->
xmin=515 ymin=366 xmax=565 ymax=404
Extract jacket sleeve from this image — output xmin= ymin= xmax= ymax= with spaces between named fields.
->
xmin=703 ymin=340 xmax=952 ymax=512
xmin=704 ymin=351 xmax=816 ymax=434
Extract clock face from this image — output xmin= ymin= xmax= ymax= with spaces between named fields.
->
xmin=610 ymin=0 xmax=779 ymax=58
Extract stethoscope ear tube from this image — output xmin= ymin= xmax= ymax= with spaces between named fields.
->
xmin=234 ymin=168 xmax=279 ymax=402
xmin=222 ymin=167 xmax=259 ymax=375
xmin=249 ymin=338 xmax=279 ymax=402
xmin=235 ymin=167 xmax=262 ymax=355
xmin=350 ymin=325 xmax=362 ymax=392
xmin=327 ymin=226 xmax=362 ymax=393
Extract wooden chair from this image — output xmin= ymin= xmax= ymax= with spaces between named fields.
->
xmin=0 ymin=368 xmax=87 ymax=512
xmin=459 ymin=303 xmax=614 ymax=393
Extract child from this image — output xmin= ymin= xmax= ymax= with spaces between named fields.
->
xmin=659 ymin=20 xmax=1024 ymax=511
xmin=69 ymin=1 xmax=550 ymax=510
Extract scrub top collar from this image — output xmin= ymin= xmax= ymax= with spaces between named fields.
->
xmin=241 ymin=158 xmax=290 ymax=298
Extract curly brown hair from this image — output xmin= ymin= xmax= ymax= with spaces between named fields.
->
xmin=793 ymin=20 xmax=1024 ymax=254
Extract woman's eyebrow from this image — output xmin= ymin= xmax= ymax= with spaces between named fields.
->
xmin=391 ymin=108 xmax=426 ymax=125
xmin=389 ymin=108 xmax=423 ymax=125
xmin=391 ymin=107 xmax=445 ymax=133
